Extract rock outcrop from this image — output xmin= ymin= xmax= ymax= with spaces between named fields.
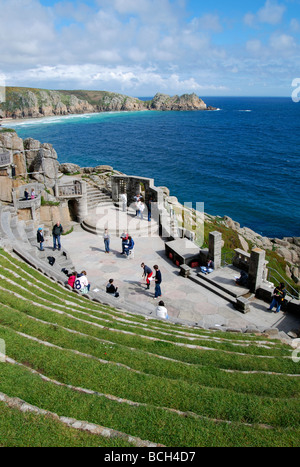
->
xmin=220 ymin=214 xmax=300 ymax=284
xmin=0 ymin=131 xmax=59 ymax=189
xmin=23 ymin=137 xmax=59 ymax=188
xmin=0 ymin=87 xmax=212 ymax=119
xmin=150 ymin=93 xmax=207 ymax=111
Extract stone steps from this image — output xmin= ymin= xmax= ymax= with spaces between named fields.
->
xmin=0 ymin=206 xmax=75 ymax=282
xmin=196 ymin=271 xmax=248 ymax=299
xmin=0 ymin=209 xmax=16 ymax=242
xmin=189 ymin=272 xmax=236 ymax=305
xmin=86 ymin=184 xmax=113 ymax=212
xmin=81 ymin=214 xmax=160 ymax=238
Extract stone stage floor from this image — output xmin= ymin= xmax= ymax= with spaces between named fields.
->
xmin=59 ymin=218 xmax=300 ymax=336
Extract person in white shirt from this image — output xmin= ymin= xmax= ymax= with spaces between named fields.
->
xmin=74 ymin=271 xmax=90 ymax=294
xmin=156 ymin=301 xmax=169 ymax=319
xmin=137 ymin=199 xmax=145 ymax=220
xmin=120 ymin=193 xmax=127 ymax=212
xmin=134 ymin=193 xmax=141 ymax=216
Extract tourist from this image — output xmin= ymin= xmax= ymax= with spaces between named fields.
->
xmin=31 ymin=188 xmax=36 ymax=199
xmin=106 ymin=279 xmax=119 ymax=297
xmin=52 ymin=221 xmax=63 ymax=251
xmin=124 ymin=236 xmax=134 ymax=257
xmin=156 ymin=300 xmax=169 ymax=319
xmin=24 ymin=188 xmax=29 ymax=200
xmin=235 ymin=270 xmax=249 ymax=287
xmin=153 ymin=265 xmax=162 ymax=299
xmin=120 ymin=230 xmax=129 ymax=254
xmin=74 ymin=271 xmax=90 ymax=294
xmin=137 ymin=199 xmax=145 ymax=220
xmin=103 ymin=228 xmax=110 ymax=253
xmin=36 ymin=227 xmax=44 ymax=251
xmin=200 ymin=259 xmax=215 ymax=274
xmin=120 ymin=192 xmax=127 ymax=212
xmin=146 ymin=197 xmax=153 ymax=222
xmin=67 ymin=271 xmax=77 ymax=289
xmin=268 ymin=282 xmax=286 ymax=313
xmin=141 ymin=263 xmax=153 ymax=290
xmin=134 ymin=193 xmax=142 ymax=216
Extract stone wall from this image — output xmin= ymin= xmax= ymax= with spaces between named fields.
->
xmin=39 ymin=203 xmax=71 ymax=232
xmin=111 ymin=174 xmax=159 ymax=206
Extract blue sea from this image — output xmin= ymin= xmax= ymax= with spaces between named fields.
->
xmin=6 ymin=97 xmax=300 ymax=239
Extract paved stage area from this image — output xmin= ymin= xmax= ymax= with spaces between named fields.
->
xmin=59 ymin=217 xmax=300 ymax=335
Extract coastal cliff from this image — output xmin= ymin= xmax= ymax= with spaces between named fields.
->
xmin=0 ymin=87 xmax=212 ymax=120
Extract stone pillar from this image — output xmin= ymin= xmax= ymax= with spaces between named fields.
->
xmin=77 ymin=181 xmax=88 ymax=223
xmin=248 ymin=248 xmax=266 ymax=293
xmin=209 ymin=231 xmax=222 ymax=269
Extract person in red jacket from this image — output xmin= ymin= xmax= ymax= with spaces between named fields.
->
xmin=67 ymin=271 xmax=77 ymax=289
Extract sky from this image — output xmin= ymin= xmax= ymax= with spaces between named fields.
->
xmin=0 ymin=0 xmax=300 ymax=97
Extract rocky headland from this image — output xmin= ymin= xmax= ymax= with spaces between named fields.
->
xmin=0 ymin=128 xmax=299 ymax=288
xmin=0 ymin=87 xmax=213 ymax=120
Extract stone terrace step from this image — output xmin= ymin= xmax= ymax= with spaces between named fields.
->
xmin=1 ymin=210 xmax=16 ymax=242
xmin=86 ymin=184 xmax=114 ymax=212
xmin=189 ymin=272 xmax=236 ymax=306
xmin=12 ymin=244 xmax=67 ymax=283
xmin=197 ymin=266 xmax=250 ymax=299
xmin=82 ymin=204 xmax=160 ymax=238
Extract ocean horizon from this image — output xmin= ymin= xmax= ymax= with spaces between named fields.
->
xmin=5 ymin=96 xmax=300 ymax=239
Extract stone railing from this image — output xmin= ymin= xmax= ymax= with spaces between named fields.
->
xmin=232 ymin=248 xmax=251 ymax=271
xmin=56 ymin=181 xmax=83 ymax=198
xmin=12 ymin=183 xmax=42 ymax=211
xmin=17 ymin=194 xmax=41 ymax=210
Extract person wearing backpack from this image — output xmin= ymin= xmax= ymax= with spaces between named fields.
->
xmin=268 ymin=282 xmax=286 ymax=313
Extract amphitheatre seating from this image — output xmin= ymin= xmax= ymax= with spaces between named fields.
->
xmin=0 ymin=205 xmax=75 ymax=283
xmin=0 ymin=247 xmax=299 ymax=447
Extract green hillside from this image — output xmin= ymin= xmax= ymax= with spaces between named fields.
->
xmin=0 ymin=248 xmax=299 ymax=447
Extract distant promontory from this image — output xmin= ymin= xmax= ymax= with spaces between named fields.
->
xmin=0 ymin=87 xmax=215 ymax=120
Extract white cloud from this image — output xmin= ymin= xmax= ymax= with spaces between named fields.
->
xmin=244 ymin=0 xmax=286 ymax=27
xmin=244 ymin=13 xmax=256 ymax=27
xmin=0 ymin=0 xmax=298 ymax=96
xmin=246 ymin=39 xmax=263 ymax=55
xmin=257 ymin=0 xmax=286 ymax=25
xmin=196 ymin=14 xmax=223 ymax=33
xmin=269 ymin=33 xmax=296 ymax=51
xmin=290 ymin=18 xmax=300 ymax=32
xmin=4 ymin=63 xmax=227 ymax=95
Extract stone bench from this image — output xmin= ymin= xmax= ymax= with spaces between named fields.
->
xmin=235 ymin=296 xmax=251 ymax=314
xmin=179 ymin=264 xmax=191 ymax=278
xmin=165 ymin=238 xmax=200 ymax=267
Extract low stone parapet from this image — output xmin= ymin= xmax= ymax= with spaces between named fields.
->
xmin=235 ymin=297 xmax=251 ymax=314
xmin=233 ymin=248 xmax=251 ymax=271
xmin=179 ymin=264 xmax=191 ymax=278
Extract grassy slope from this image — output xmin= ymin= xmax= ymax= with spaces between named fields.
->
xmin=0 ymin=249 xmax=299 ymax=447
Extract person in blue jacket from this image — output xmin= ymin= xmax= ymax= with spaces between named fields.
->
xmin=124 ymin=236 xmax=134 ymax=257
xmin=37 ymin=227 xmax=44 ymax=251
xmin=153 ymin=264 xmax=162 ymax=299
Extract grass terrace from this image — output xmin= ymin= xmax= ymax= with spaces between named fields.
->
xmin=0 ymin=248 xmax=299 ymax=447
